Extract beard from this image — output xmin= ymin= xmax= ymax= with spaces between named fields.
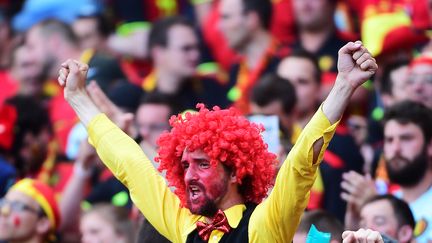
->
xmin=386 ymin=147 xmax=429 ymax=187
xmin=186 ymin=171 xmax=229 ymax=218
xmin=186 ymin=182 xmax=219 ymax=217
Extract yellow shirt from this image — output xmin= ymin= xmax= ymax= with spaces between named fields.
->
xmin=87 ymin=106 xmax=338 ymax=243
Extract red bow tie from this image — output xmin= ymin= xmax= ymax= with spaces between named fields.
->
xmin=196 ymin=209 xmax=232 ymax=241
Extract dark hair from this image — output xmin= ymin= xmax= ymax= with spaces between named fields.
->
xmin=362 ymin=194 xmax=416 ymax=229
xmin=283 ymin=48 xmax=322 ymax=84
xmin=5 ymin=95 xmax=51 ymax=173
xmin=251 ymin=73 xmax=297 ymax=115
xmin=381 ymin=60 xmax=410 ymax=95
xmin=297 ymin=210 xmax=344 ymax=242
xmin=148 ymin=16 xmax=194 ymax=52
xmin=6 ymin=95 xmax=51 ymax=145
xmin=383 ymin=100 xmax=432 ymax=143
xmin=76 ymin=13 xmax=113 ymax=38
xmin=34 ymin=19 xmax=79 ymax=46
xmin=139 ymin=92 xmax=182 ymax=117
xmin=242 ymin=0 xmax=273 ymax=30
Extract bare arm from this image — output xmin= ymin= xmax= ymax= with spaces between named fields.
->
xmin=314 ymin=41 xmax=377 ymax=157
xmin=58 ymin=59 xmax=101 ymax=127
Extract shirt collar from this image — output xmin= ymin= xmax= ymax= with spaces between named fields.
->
xmin=222 ymin=204 xmax=246 ymax=229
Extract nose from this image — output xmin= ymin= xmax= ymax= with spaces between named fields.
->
xmin=184 ymin=165 xmax=198 ymax=182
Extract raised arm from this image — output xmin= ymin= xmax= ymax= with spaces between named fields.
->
xmin=249 ymin=41 xmax=377 ymax=242
xmin=322 ymin=41 xmax=377 ymax=124
xmin=58 ymin=60 xmax=195 ymax=242
xmin=58 ymin=60 xmax=101 ymax=127
xmin=311 ymin=41 xmax=377 ymax=161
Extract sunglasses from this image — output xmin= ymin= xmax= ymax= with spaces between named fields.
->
xmin=0 ymin=198 xmax=42 ymax=216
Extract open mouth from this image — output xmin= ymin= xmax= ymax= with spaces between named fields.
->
xmin=189 ymin=185 xmax=202 ymax=201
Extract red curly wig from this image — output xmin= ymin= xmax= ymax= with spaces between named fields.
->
xmin=155 ymin=104 xmax=277 ymax=207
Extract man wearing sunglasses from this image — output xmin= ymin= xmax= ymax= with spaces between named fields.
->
xmin=0 ymin=179 xmax=60 ymax=243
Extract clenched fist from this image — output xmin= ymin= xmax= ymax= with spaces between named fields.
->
xmin=58 ymin=59 xmax=89 ymax=99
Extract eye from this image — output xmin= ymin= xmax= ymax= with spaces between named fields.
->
xmin=181 ymin=162 xmax=189 ymax=170
xmin=199 ymin=161 xmax=210 ymax=169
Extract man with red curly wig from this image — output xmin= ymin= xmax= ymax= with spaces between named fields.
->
xmin=57 ymin=40 xmax=377 ymax=242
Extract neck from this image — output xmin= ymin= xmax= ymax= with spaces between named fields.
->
xmin=401 ymin=170 xmax=432 ymax=203
xmin=299 ymin=25 xmax=334 ymax=53
xmin=242 ymin=31 xmax=272 ymax=70
xmin=155 ymin=69 xmax=184 ymax=94
xmin=208 ymin=186 xmax=244 ymax=222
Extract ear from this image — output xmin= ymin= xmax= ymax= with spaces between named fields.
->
xmin=397 ymin=224 xmax=413 ymax=243
xmin=36 ymin=217 xmax=52 ymax=235
xmin=230 ymin=171 xmax=237 ymax=183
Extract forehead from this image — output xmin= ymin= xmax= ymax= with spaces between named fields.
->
xmin=166 ymin=25 xmax=197 ymax=46
xmin=384 ymin=120 xmax=423 ymax=137
xmin=73 ymin=18 xmax=98 ymax=30
xmin=220 ymin=0 xmax=243 ymax=13
xmin=361 ymin=199 xmax=394 ymax=217
xmin=5 ymin=190 xmax=38 ymax=208
xmin=26 ymin=26 xmax=42 ymax=42
xmin=410 ymin=63 xmax=432 ymax=75
xmin=278 ymin=57 xmax=317 ymax=80
xmin=136 ymin=104 xmax=171 ymax=121
xmin=181 ymin=149 xmax=210 ymax=161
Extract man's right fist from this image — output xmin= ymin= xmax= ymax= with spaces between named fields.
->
xmin=58 ymin=59 xmax=89 ymax=98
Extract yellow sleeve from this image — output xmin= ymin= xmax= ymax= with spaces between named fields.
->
xmin=248 ymin=106 xmax=339 ymax=242
xmin=87 ymin=114 xmax=197 ymax=242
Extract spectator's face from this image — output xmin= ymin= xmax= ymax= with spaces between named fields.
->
xmin=11 ymin=46 xmax=46 ymax=97
xmin=182 ymin=149 xmax=231 ymax=217
xmin=277 ymin=57 xmax=320 ymax=114
xmin=135 ymin=103 xmax=170 ymax=149
xmin=347 ymin=115 xmax=368 ymax=146
xmin=219 ymin=0 xmax=251 ymax=50
xmin=18 ymin=128 xmax=51 ymax=175
xmin=160 ymin=25 xmax=200 ymax=78
xmin=73 ymin=17 xmax=104 ymax=50
xmin=360 ymin=200 xmax=399 ymax=239
xmin=389 ymin=65 xmax=410 ymax=103
xmin=384 ymin=120 xmax=429 ymax=186
xmin=406 ymin=64 xmax=432 ymax=109
xmin=80 ymin=211 xmax=126 ymax=243
xmin=293 ymin=0 xmax=333 ymax=31
xmin=0 ymin=190 xmax=42 ymax=241
xmin=26 ymin=27 xmax=56 ymax=78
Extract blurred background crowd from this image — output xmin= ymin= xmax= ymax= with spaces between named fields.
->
xmin=0 ymin=0 xmax=431 ymax=242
